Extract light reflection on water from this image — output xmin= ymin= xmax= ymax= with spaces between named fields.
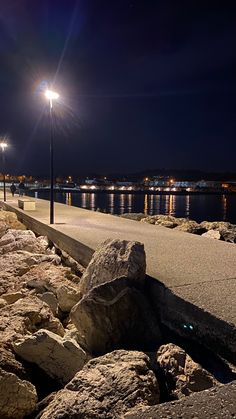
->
xmin=31 ymin=191 xmax=236 ymax=223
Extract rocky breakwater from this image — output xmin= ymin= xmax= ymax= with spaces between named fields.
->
xmin=0 ymin=208 xmax=235 ymax=418
xmin=121 ymin=213 xmax=236 ymax=242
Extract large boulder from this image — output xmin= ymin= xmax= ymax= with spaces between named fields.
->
xmin=70 ymin=276 xmax=161 ymax=354
xmin=14 ymin=329 xmax=90 ymax=385
xmin=40 ymin=350 xmax=160 ymax=419
xmin=0 ymin=210 xmax=26 ymax=230
xmin=23 ymin=262 xmax=82 ymax=312
xmin=0 ymin=296 xmax=64 ymax=347
xmin=0 ymin=229 xmax=51 ymax=255
xmin=200 ymin=221 xmax=231 ymax=231
xmin=0 ymin=251 xmax=61 ymax=296
xmin=157 ymin=343 xmax=217 ymax=399
xmin=79 ymin=239 xmax=146 ymax=295
xmin=0 ymin=368 xmax=37 ymax=419
xmin=202 ymin=229 xmax=221 ymax=240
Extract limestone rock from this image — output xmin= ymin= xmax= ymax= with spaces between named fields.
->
xmin=0 ymin=220 xmax=9 ymax=238
xmin=23 ymin=262 xmax=81 ymax=312
xmin=39 ymin=292 xmax=58 ymax=316
xmin=202 ymin=229 xmax=221 ymax=240
xmin=157 ymin=343 xmax=217 ymax=399
xmin=14 ymin=329 xmax=89 ymax=385
xmin=2 ymin=291 xmax=25 ymax=304
xmin=79 ymin=239 xmax=146 ymax=295
xmin=40 ymin=350 xmax=160 ymax=419
xmin=200 ymin=221 xmax=231 ymax=231
xmin=0 ymin=297 xmax=7 ymax=308
xmin=0 ymin=210 xmax=26 ymax=230
xmin=0 ymin=296 xmax=64 ymax=346
xmin=58 ymin=248 xmax=85 ymax=276
xmin=155 ymin=220 xmax=177 ymax=228
xmin=120 ymin=213 xmax=146 ymax=221
xmin=0 ymin=229 xmax=49 ymax=255
xmin=175 ymin=220 xmax=206 ymax=234
xmin=0 ymin=251 xmax=61 ymax=296
xmin=0 ymin=368 xmax=37 ymax=419
xmin=0 ymin=345 xmax=27 ymax=379
xmin=71 ymin=276 xmax=161 ymax=354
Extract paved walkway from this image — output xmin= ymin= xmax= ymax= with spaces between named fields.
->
xmin=2 ymin=195 xmax=236 ymax=332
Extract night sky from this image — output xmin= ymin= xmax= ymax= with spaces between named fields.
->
xmin=1 ymin=1 xmax=236 ymax=176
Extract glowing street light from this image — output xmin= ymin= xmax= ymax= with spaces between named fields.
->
xmin=44 ymin=88 xmax=59 ymax=224
xmin=0 ymin=141 xmax=8 ymax=202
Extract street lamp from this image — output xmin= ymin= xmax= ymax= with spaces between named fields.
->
xmin=45 ymin=89 xmax=59 ymax=224
xmin=0 ymin=142 xmax=8 ymax=202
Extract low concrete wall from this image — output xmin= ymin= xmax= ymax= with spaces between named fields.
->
xmin=2 ymin=202 xmax=94 ymax=267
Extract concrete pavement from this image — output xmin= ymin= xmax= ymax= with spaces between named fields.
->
xmin=1 ymin=195 xmax=236 ymax=360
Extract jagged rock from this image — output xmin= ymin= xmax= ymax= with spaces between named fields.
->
xmin=79 ymin=239 xmax=146 ymax=295
xmin=0 ymin=229 xmax=50 ymax=255
xmin=0 ymin=221 xmax=9 ymax=238
xmin=2 ymin=291 xmax=25 ymax=304
xmin=141 ymin=215 xmax=185 ymax=226
xmin=40 ymin=350 xmax=160 ymax=419
xmin=0 ymin=251 xmax=61 ymax=296
xmin=14 ymin=329 xmax=89 ymax=385
xmin=0 ymin=297 xmax=7 ymax=308
xmin=23 ymin=262 xmax=82 ymax=312
xmin=39 ymin=292 xmax=58 ymax=316
xmin=0 ymin=367 xmax=37 ymax=419
xmin=219 ymin=227 xmax=236 ymax=243
xmin=141 ymin=215 xmax=161 ymax=224
xmin=0 ymin=210 xmax=26 ymax=230
xmin=200 ymin=221 xmax=231 ymax=231
xmin=175 ymin=220 xmax=206 ymax=234
xmin=58 ymin=248 xmax=85 ymax=276
xmin=71 ymin=276 xmax=161 ymax=354
xmin=36 ymin=235 xmax=50 ymax=252
xmin=0 ymin=296 xmax=64 ymax=347
xmin=155 ymin=220 xmax=177 ymax=228
xmin=120 ymin=213 xmax=146 ymax=221
xmin=202 ymin=229 xmax=221 ymax=240
xmin=0 ymin=345 xmax=27 ymax=379
xmin=157 ymin=343 xmax=217 ymax=399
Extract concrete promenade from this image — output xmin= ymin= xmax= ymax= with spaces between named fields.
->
xmin=1 ymin=195 xmax=236 ymax=359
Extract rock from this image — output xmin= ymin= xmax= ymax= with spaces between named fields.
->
xmin=0 ymin=210 xmax=26 ymax=230
xmin=14 ymin=329 xmax=89 ymax=385
xmin=124 ymin=381 xmax=236 ymax=419
xmin=0 ymin=296 xmax=64 ymax=347
xmin=39 ymin=292 xmax=58 ymax=316
xmin=58 ymin=248 xmax=85 ymax=276
xmin=79 ymin=239 xmax=146 ymax=295
xmin=155 ymin=220 xmax=177 ymax=228
xmin=157 ymin=343 xmax=217 ymax=399
xmin=0 ymin=229 xmax=49 ymax=255
xmin=200 ymin=221 xmax=231 ymax=231
xmin=23 ymin=262 xmax=82 ymax=312
xmin=0 ymin=297 xmax=7 ymax=308
xmin=40 ymin=350 xmax=160 ymax=419
xmin=0 ymin=345 xmax=28 ymax=379
xmin=0 ymin=251 xmax=61 ymax=296
xmin=120 ymin=213 xmax=146 ymax=221
xmin=0 ymin=220 xmax=9 ymax=238
xmin=141 ymin=215 xmax=185 ymax=226
xmin=219 ymin=227 xmax=236 ymax=243
xmin=202 ymin=229 xmax=221 ymax=240
xmin=2 ymin=291 xmax=25 ymax=304
xmin=71 ymin=276 xmax=161 ymax=354
xmin=175 ymin=220 xmax=206 ymax=234
xmin=0 ymin=368 xmax=37 ymax=418
xmin=141 ymin=215 xmax=161 ymax=224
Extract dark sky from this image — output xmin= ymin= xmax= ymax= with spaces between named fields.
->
xmin=1 ymin=0 xmax=236 ymax=176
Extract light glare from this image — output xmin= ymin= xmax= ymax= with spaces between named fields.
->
xmin=0 ymin=142 xmax=8 ymax=151
xmin=45 ymin=90 xmax=59 ymax=101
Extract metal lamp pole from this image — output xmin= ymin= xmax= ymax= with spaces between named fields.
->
xmin=0 ymin=142 xmax=8 ymax=202
xmin=45 ymin=90 xmax=59 ymax=224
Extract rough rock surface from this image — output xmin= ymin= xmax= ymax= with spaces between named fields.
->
xmin=23 ymin=262 xmax=82 ymax=312
xmin=40 ymin=350 xmax=160 ymax=419
xmin=202 ymin=229 xmax=221 ymax=240
xmin=14 ymin=329 xmax=89 ymax=385
xmin=124 ymin=381 xmax=236 ymax=419
xmin=0 ymin=296 xmax=64 ymax=347
xmin=79 ymin=239 xmax=146 ymax=295
xmin=120 ymin=213 xmax=146 ymax=221
xmin=71 ymin=276 xmax=161 ymax=354
xmin=0 ymin=229 xmax=51 ymax=255
xmin=157 ymin=343 xmax=217 ymax=399
xmin=0 ymin=367 xmax=37 ymax=419
xmin=175 ymin=220 xmax=206 ymax=234
xmin=0 ymin=251 xmax=61 ymax=295
xmin=0 ymin=210 xmax=26 ymax=230
xmin=0 ymin=220 xmax=9 ymax=238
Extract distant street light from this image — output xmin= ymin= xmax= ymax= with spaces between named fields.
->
xmin=44 ymin=89 xmax=59 ymax=224
xmin=0 ymin=141 xmax=8 ymax=202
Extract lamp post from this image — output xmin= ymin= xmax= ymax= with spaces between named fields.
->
xmin=45 ymin=89 xmax=59 ymax=224
xmin=0 ymin=142 xmax=8 ymax=202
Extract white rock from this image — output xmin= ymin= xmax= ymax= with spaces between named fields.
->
xmin=202 ymin=229 xmax=221 ymax=240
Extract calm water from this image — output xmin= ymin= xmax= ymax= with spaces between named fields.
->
xmin=27 ymin=192 xmax=236 ymax=224
xmin=27 ymin=191 xmax=236 ymax=224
